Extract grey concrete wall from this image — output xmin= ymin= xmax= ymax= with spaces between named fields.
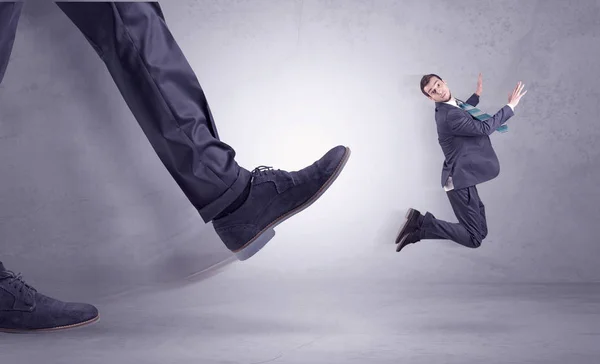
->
xmin=0 ymin=0 xmax=599 ymax=301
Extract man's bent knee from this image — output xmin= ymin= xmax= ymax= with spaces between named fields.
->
xmin=469 ymin=235 xmax=483 ymax=248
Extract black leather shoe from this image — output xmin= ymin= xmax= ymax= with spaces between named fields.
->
xmin=0 ymin=269 xmax=99 ymax=332
xmin=213 ymin=145 xmax=351 ymax=260
xmin=395 ymin=208 xmax=423 ymax=244
xmin=396 ymin=231 xmax=421 ymax=252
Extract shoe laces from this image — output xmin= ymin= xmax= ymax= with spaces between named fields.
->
xmin=1 ymin=271 xmax=37 ymax=296
xmin=251 ymin=165 xmax=277 ymax=176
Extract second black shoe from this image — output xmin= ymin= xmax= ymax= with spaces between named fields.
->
xmin=396 ymin=231 xmax=421 ymax=252
xmin=395 ymin=208 xmax=424 ymax=244
xmin=0 ymin=268 xmax=99 ymax=332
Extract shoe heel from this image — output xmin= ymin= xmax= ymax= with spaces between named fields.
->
xmin=234 ymin=228 xmax=276 ymax=261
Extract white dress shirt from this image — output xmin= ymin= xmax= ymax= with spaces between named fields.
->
xmin=442 ymin=97 xmax=515 ymax=191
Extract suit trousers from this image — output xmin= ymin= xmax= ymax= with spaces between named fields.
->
xmin=0 ymin=2 xmax=251 ymax=225
xmin=420 ymin=185 xmax=488 ymax=248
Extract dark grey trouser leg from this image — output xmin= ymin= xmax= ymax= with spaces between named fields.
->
xmin=419 ymin=186 xmax=487 ymax=248
xmin=0 ymin=2 xmax=23 ymax=269
xmin=478 ymin=196 xmax=488 ymax=239
xmin=0 ymin=2 xmax=22 ymax=85
xmin=55 ymin=1 xmax=251 ymax=222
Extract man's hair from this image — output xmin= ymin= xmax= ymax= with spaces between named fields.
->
xmin=420 ymin=74 xmax=442 ymax=97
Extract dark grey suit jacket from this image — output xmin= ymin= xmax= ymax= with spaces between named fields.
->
xmin=435 ymin=93 xmax=514 ymax=190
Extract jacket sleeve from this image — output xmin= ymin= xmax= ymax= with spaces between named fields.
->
xmin=465 ymin=93 xmax=480 ymax=107
xmin=447 ymin=105 xmax=514 ymax=136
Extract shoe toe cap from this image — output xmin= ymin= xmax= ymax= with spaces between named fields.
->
xmin=35 ymin=294 xmax=99 ymax=328
xmin=64 ymin=302 xmax=99 ymax=322
xmin=319 ymin=145 xmax=349 ymax=173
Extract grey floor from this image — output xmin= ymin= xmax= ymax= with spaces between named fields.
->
xmin=3 ymin=265 xmax=600 ymax=364
xmin=2 ymin=1 xmax=600 ymax=363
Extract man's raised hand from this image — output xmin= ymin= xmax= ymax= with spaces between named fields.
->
xmin=508 ymin=81 xmax=527 ymax=108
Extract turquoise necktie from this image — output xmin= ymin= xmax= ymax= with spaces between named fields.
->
xmin=456 ymin=99 xmax=508 ymax=133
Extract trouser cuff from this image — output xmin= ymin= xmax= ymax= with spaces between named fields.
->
xmin=199 ymin=167 xmax=252 ymax=222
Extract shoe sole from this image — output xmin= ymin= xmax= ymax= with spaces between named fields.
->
xmin=395 ymin=208 xmax=416 ymax=245
xmin=233 ymin=146 xmax=352 ymax=261
xmin=396 ymin=233 xmax=411 ymax=252
xmin=0 ymin=314 xmax=99 ymax=333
